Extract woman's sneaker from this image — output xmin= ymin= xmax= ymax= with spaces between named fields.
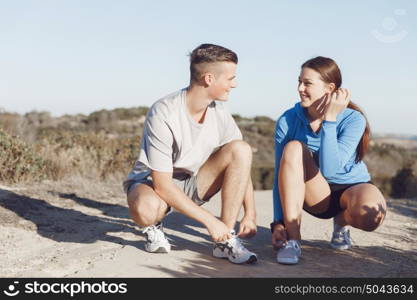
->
xmin=330 ymin=227 xmax=352 ymax=250
xmin=213 ymin=231 xmax=257 ymax=264
xmin=276 ymin=240 xmax=301 ymax=265
xmin=142 ymin=222 xmax=171 ymax=253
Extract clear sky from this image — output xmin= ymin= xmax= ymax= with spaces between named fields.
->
xmin=0 ymin=0 xmax=416 ymax=135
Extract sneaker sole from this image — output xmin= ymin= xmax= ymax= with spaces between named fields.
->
xmin=330 ymin=244 xmax=351 ymax=250
xmin=212 ymin=248 xmax=228 ymax=259
xmin=277 ymin=258 xmax=299 ymax=265
xmin=245 ymin=255 xmax=257 ymax=264
xmin=145 ymin=246 xmax=170 ymax=253
xmin=153 ymin=247 xmax=170 ymax=253
xmin=213 ymin=252 xmax=257 ymax=264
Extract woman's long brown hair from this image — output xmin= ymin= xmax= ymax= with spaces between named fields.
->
xmin=302 ymin=56 xmax=370 ymax=162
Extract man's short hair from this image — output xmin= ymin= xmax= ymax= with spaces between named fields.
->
xmin=189 ymin=44 xmax=238 ymax=83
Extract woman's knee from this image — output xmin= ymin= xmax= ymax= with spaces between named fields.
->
xmin=281 ymin=140 xmax=305 ymax=165
xmin=348 ymin=202 xmax=386 ymax=232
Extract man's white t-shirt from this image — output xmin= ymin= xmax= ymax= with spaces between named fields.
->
xmin=125 ymin=88 xmax=242 ymax=184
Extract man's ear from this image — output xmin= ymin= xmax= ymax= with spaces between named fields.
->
xmin=202 ymin=72 xmax=214 ymax=86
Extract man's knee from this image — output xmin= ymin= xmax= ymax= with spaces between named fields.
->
xmin=225 ymin=140 xmax=252 ymax=160
xmin=127 ymin=192 xmax=161 ymax=227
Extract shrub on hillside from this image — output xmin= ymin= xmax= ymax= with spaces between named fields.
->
xmin=2 ymin=107 xmax=417 ymax=196
xmin=251 ymin=167 xmax=275 ymax=190
xmin=86 ymin=107 xmax=149 ymax=130
xmin=390 ymin=166 xmax=417 ymax=198
xmin=36 ymin=130 xmax=140 ymax=181
xmin=0 ymin=129 xmax=48 ymax=183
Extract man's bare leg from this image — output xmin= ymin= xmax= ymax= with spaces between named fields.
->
xmin=196 ymin=140 xmax=254 ymax=229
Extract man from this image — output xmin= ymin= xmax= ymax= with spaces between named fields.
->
xmin=123 ymin=43 xmax=257 ymax=264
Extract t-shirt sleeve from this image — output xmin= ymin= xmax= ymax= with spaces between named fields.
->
xmin=219 ymin=110 xmax=243 ymax=145
xmin=138 ymin=112 xmax=174 ymax=172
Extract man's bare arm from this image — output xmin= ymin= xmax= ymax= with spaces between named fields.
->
xmin=151 ymin=170 xmax=232 ymax=242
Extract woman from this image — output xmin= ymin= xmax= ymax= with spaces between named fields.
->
xmin=271 ymin=56 xmax=386 ymax=265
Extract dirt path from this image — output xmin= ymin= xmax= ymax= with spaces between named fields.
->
xmin=0 ymin=180 xmax=416 ymax=277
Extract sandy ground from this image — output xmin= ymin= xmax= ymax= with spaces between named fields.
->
xmin=0 ymin=180 xmax=416 ymax=278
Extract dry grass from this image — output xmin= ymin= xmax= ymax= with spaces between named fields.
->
xmin=0 ymin=108 xmax=416 ymax=198
xmin=0 ymin=129 xmax=48 ymax=183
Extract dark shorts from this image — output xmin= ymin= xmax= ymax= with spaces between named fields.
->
xmin=304 ymin=181 xmax=373 ymax=219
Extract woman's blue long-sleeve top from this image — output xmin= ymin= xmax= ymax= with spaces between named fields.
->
xmin=273 ymin=102 xmax=371 ymax=222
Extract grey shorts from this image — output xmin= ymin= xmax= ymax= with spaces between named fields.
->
xmin=124 ymin=173 xmax=207 ymax=207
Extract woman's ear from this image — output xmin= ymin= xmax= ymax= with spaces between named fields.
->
xmin=328 ymin=82 xmax=336 ymax=92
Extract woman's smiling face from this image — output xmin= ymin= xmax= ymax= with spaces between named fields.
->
xmin=298 ymin=67 xmax=334 ymax=108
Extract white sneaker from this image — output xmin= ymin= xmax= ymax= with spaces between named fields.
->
xmin=276 ymin=240 xmax=301 ymax=265
xmin=213 ymin=230 xmax=257 ymax=264
xmin=142 ymin=222 xmax=171 ymax=253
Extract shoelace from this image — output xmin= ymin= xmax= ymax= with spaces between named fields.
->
xmin=342 ymin=230 xmax=352 ymax=243
xmin=285 ymin=240 xmax=300 ymax=251
xmin=333 ymin=229 xmax=348 ymax=239
xmin=228 ymin=235 xmax=246 ymax=252
xmin=333 ymin=229 xmax=352 ymax=244
xmin=143 ymin=225 xmax=163 ymax=242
